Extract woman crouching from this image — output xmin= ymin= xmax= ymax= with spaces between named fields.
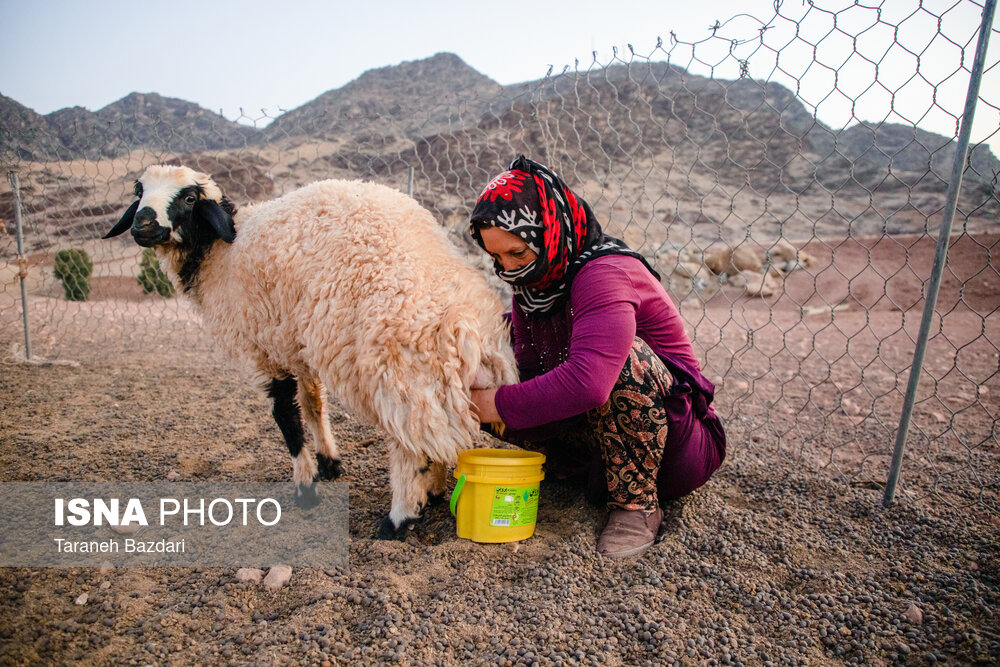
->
xmin=469 ymin=155 xmax=727 ymax=558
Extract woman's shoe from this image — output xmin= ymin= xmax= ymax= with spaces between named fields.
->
xmin=597 ymin=508 xmax=663 ymax=557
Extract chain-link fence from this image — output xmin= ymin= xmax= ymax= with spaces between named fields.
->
xmin=2 ymin=0 xmax=998 ymax=508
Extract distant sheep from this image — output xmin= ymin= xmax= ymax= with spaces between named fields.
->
xmin=105 ymin=166 xmax=516 ymax=539
xmin=697 ymin=240 xmax=817 ymax=299
xmin=767 ymin=238 xmax=816 ymax=272
xmin=704 ymin=244 xmax=763 ymax=276
xmin=729 ymin=269 xmax=780 ymax=297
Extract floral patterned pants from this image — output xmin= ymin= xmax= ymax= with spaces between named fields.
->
xmin=500 ymin=337 xmax=725 ymax=512
xmin=587 ymin=337 xmax=674 ymax=511
xmin=521 ymin=337 xmax=675 ymax=512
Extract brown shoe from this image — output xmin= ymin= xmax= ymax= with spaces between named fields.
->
xmin=597 ymin=508 xmax=663 ymax=558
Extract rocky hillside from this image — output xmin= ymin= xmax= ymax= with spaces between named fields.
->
xmin=261 ymin=52 xmax=504 ymax=144
xmin=1 ymin=92 xmax=256 ymax=161
xmin=0 ymin=94 xmax=68 ymax=161
xmin=2 ymin=53 xmax=997 ymax=246
xmin=4 ymin=53 xmax=998 ymax=189
xmin=339 ymin=66 xmax=999 ymax=244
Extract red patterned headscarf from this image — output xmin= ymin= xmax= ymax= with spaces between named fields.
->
xmin=470 ymin=155 xmax=658 ymax=315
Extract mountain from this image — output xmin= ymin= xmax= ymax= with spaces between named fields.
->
xmin=0 ymin=93 xmax=68 ymax=161
xmin=4 ymin=54 xmax=997 ymax=190
xmin=261 ymin=52 xmax=504 ymax=144
xmin=2 ymin=54 xmax=503 ymax=161
xmin=516 ymin=62 xmax=999 ymax=190
xmin=1 ymin=92 xmax=257 ymax=162
xmin=92 ymin=93 xmax=256 ymax=154
xmin=2 ymin=53 xmax=997 ymax=244
xmin=346 ymin=66 xmax=999 ymax=244
xmin=830 ymin=123 xmax=1000 ymax=187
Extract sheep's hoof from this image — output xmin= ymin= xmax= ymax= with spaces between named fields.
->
xmin=316 ymin=454 xmax=343 ymax=481
xmin=412 ymin=492 xmax=444 ymax=519
xmin=294 ymin=482 xmax=321 ymax=509
xmin=375 ymin=515 xmax=414 ymax=541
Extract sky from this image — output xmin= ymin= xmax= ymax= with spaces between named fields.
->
xmin=2 ymin=0 xmax=998 ymax=158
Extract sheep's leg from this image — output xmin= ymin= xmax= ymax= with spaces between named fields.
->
xmin=376 ymin=447 xmax=441 ymax=540
xmin=296 ymin=376 xmax=344 ymax=481
xmin=425 ymin=461 xmax=447 ymax=507
xmin=267 ymin=376 xmax=320 ymax=509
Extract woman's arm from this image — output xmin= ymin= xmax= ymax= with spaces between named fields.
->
xmin=494 ymin=262 xmax=642 ymax=430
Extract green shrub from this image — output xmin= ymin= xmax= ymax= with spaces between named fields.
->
xmin=52 ymin=249 xmax=93 ymax=301
xmin=137 ymin=247 xmax=175 ymax=297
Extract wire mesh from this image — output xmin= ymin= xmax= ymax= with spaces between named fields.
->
xmin=1 ymin=0 xmax=997 ymax=507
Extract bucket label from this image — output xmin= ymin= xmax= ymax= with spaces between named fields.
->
xmin=490 ymin=485 xmax=539 ymax=528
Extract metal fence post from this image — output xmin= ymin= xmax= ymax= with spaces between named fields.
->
xmin=6 ymin=169 xmax=32 ymax=360
xmin=883 ymin=0 xmax=997 ymax=507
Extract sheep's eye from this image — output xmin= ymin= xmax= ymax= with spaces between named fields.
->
xmin=184 ymin=194 xmax=197 ymax=205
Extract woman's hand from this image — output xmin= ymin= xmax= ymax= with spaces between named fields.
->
xmin=470 ymin=387 xmax=501 ymax=424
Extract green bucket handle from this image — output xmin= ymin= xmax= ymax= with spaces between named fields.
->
xmin=449 ymin=474 xmax=466 ymax=517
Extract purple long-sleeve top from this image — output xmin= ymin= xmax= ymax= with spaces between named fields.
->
xmin=494 ymin=254 xmax=707 ymax=431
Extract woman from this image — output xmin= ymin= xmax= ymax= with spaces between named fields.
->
xmin=469 ymin=155 xmax=726 ymax=558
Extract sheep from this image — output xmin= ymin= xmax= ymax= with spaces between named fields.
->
xmin=104 ymin=165 xmax=517 ymax=539
xmin=730 ymin=269 xmax=780 ymax=298
xmin=767 ymin=238 xmax=816 ymax=272
xmin=704 ymin=244 xmax=763 ymax=276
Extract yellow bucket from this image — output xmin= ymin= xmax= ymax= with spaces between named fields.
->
xmin=450 ymin=448 xmax=546 ymax=543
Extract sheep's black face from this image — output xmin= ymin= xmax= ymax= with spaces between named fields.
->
xmin=127 ymin=185 xmax=200 ymax=247
xmin=143 ymin=185 xmax=200 ymax=247
xmin=104 ymin=177 xmax=174 ymax=245
xmin=104 ymin=167 xmax=236 ymax=248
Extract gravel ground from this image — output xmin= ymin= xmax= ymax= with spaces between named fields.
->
xmin=1 ymin=323 xmax=998 ymax=667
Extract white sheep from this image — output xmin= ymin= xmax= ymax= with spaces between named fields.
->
xmin=104 ymin=165 xmax=516 ymax=539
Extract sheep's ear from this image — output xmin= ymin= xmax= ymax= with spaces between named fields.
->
xmin=103 ymin=199 xmax=140 ymax=239
xmin=194 ymin=199 xmax=236 ymax=243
